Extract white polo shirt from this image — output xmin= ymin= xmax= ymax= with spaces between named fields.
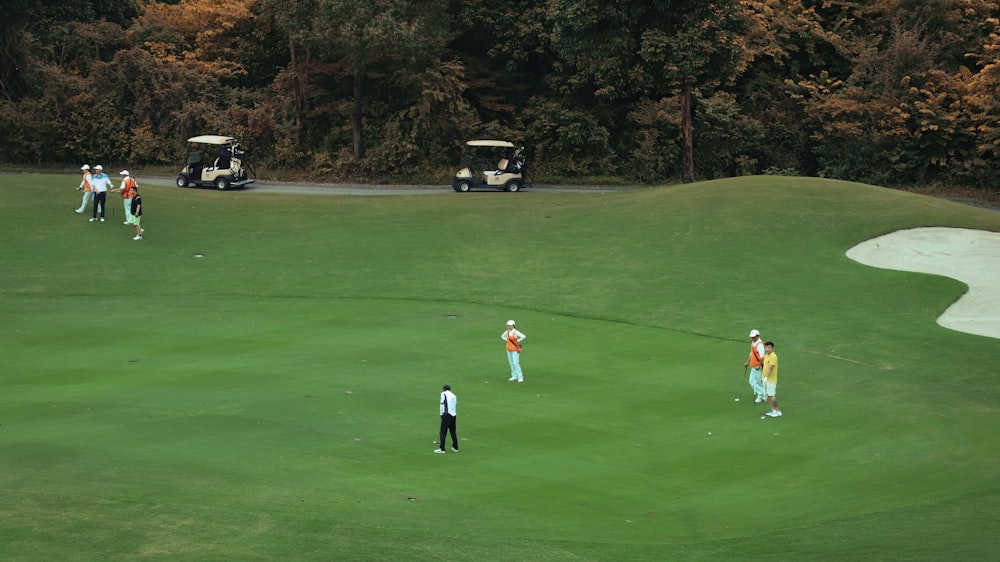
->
xmin=440 ymin=390 xmax=457 ymax=416
xmin=91 ymin=173 xmax=114 ymax=193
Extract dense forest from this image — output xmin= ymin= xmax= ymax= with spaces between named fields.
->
xmin=1 ymin=0 xmax=998 ymax=186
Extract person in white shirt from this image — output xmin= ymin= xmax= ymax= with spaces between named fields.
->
xmin=435 ymin=385 xmax=458 ymax=453
xmin=502 ymin=320 xmax=526 ymax=382
xmin=89 ymin=165 xmax=115 ymax=222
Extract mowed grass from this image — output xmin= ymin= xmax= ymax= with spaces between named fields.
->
xmin=1 ymin=174 xmax=999 ymax=560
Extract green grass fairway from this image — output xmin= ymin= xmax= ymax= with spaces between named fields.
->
xmin=2 ymin=175 xmax=999 ymax=560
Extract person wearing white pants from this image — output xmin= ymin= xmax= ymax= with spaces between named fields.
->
xmin=111 ymin=170 xmax=137 ymax=224
xmin=502 ymin=320 xmax=526 ymax=382
xmin=744 ymin=329 xmax=766 ymax=403
xmin=75 ymin=164 xmax=93 ymax=213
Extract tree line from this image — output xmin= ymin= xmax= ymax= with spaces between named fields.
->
xmin=1 ymin=0 xmax=998 ymax=187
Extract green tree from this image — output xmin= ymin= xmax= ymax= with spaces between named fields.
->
xmin=267 ymin=0 xmax=452 ymax=161
xmin=637 ymin=1 xmax=765 ymax=182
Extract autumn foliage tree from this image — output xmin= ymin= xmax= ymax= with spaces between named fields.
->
xmin=0 ymin=0 xmax=999 ymax=190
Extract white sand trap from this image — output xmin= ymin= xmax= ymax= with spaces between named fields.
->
xmin=846 ymin=227 xmax=1000 ymax=339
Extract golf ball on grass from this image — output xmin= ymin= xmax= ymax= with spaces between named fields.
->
xmin=760 ymin=416 xmax=766 ymax=420
xmin=735 ymin=398 xmax=740 ymax=402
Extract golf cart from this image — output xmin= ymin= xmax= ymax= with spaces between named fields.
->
xmin=452 ymin=140 xmax=529 ymax=192
xmin=176 ymin=135 xmax=255 ymax=190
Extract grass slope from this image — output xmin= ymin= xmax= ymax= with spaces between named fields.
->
xmin=1 ymin=175 xmax=999 ymax=560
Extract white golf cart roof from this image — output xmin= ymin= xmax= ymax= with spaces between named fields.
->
xmin=466 ymin=140 xmax=514 ymax=147
xmin=188 ymin=135 xmax=239 ymax=145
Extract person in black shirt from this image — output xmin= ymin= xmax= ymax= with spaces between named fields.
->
xmin=130 ymin=189 xmax=144 ymax=240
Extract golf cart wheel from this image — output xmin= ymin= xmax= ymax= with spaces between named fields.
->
xmin=504 ymin=180 xmax=523 ymax=192
xmin=454 ymin=180 xmax=472 ymax=193
xmin=176 ymin=175 xmax=189 ymax=188
xmin=214 ymin=176 xmax=231 ymax=190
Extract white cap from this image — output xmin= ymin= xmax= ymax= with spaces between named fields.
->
xmin=81 ymin=164 xmax=90 ymax=170
xmin=749 ymin=329 xmax=760 ymax=338
xmin=506 ymin=320 xmax=515 ymax=326
xmin=119 ymin=170 xmax=129 ymax=176
xmin=94 ymin=164 xmax=103 ymax=170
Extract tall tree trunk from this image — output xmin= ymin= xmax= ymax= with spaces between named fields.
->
xmin=352 ymin=66 xmax=364 ymax=160
xmin=287 ymin=32 xmax=306 ymax=146
xmin=0 ymin=21 xmax=28 ymax=101
xmin=680 ymin=82 xmax=694 ymax=183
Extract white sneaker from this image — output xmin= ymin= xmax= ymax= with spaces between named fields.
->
xmin=75 ymin=209 xmax=84 ymax=213
xmin=451 ymin=447 xmax=459 ymax=452
xmin=508 ymin=377 xmax=516 ymax=381
xmin=433 ymin=449 xmax=446 ymax=454
xmin=517 ymin=379 xmax=523 ymax=383
xmin=123 ymin=221 xmax=130 ymax=225
xmin=754 ymin=398 xmax=764 ymax=404
xmin=766 ymin=411 xmax=779 ymax=417
xmin=133 ymin=235 xmax=142 ymax=240
xmin=100 ymin=218 xmax=105 ymax=222
xmin=774 ymin=411 xmax=782 ymax=417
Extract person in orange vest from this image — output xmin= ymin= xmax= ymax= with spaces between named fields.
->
xmin=75 ymin=164 xmax=93 ymax=213
xmin=110 ymin=170 xmax=138 ymax=225
xmin=744 ymin=329 xmax=766 ymax=403
xmin=502 ymin=320 xmax=526 ymax=382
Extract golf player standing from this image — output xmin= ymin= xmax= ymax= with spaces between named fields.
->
xmin=762 ymin=341 xmax=782 ymax=417
xmin=89 ymin=165 xmax=114 ymax=222
xmin=435 ymin=385 xmax=458 ymax=453
xmin=130 ymin=187 xmax=144 ymax=240
xmin=502 ymin=320 xmax=526 ymax=382
xmin=744 ymin=329 xmax=766 ymax=403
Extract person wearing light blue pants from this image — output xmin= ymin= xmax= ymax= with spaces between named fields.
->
xmin=75 ymin=165 xmax=93 ymax=213
xmin=744 ymin=329 xmax=767 ymax=403
xmin=502 ymin=320 xmax=526 ymax=382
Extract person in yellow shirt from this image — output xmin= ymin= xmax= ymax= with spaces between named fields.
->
xmin=762 ymin=341 xmax=781 ymax=417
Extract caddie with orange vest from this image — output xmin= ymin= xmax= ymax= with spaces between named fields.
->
xmin=502 ymin=320 xmax=526 ymax=382
xmin=75 ymin=164 xmax=93 ymax=213
xmin=110 ymin=170 xmax=138 ymax=225
xmin=744 ymin=329 xmax=767 ymax=403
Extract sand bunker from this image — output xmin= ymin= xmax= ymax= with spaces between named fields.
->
xmin=846 ymin=227 xmax=1000 ymax=340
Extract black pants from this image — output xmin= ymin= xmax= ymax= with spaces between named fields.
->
xmin=439 ymin=414 xmax=458 ymax=450
xmin=92 ymin=192 xmax=106 ymax=218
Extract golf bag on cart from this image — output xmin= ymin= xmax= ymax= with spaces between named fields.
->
xmin=499 ymin=146 xmax=528 ymax=180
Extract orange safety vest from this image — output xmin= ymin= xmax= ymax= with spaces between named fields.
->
xmin=749 ymin=339 xmax=764 ymax=368
xmin=505 ymin=330 xmax=521 ymax=352
xmin=120 ymin=177 xmax=137 ymax=198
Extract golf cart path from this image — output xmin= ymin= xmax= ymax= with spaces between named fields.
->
xmin=847 ymin=227 xmax=1000 ymax=340
xmin=140 ymin=176 xmax=628 ymax=195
